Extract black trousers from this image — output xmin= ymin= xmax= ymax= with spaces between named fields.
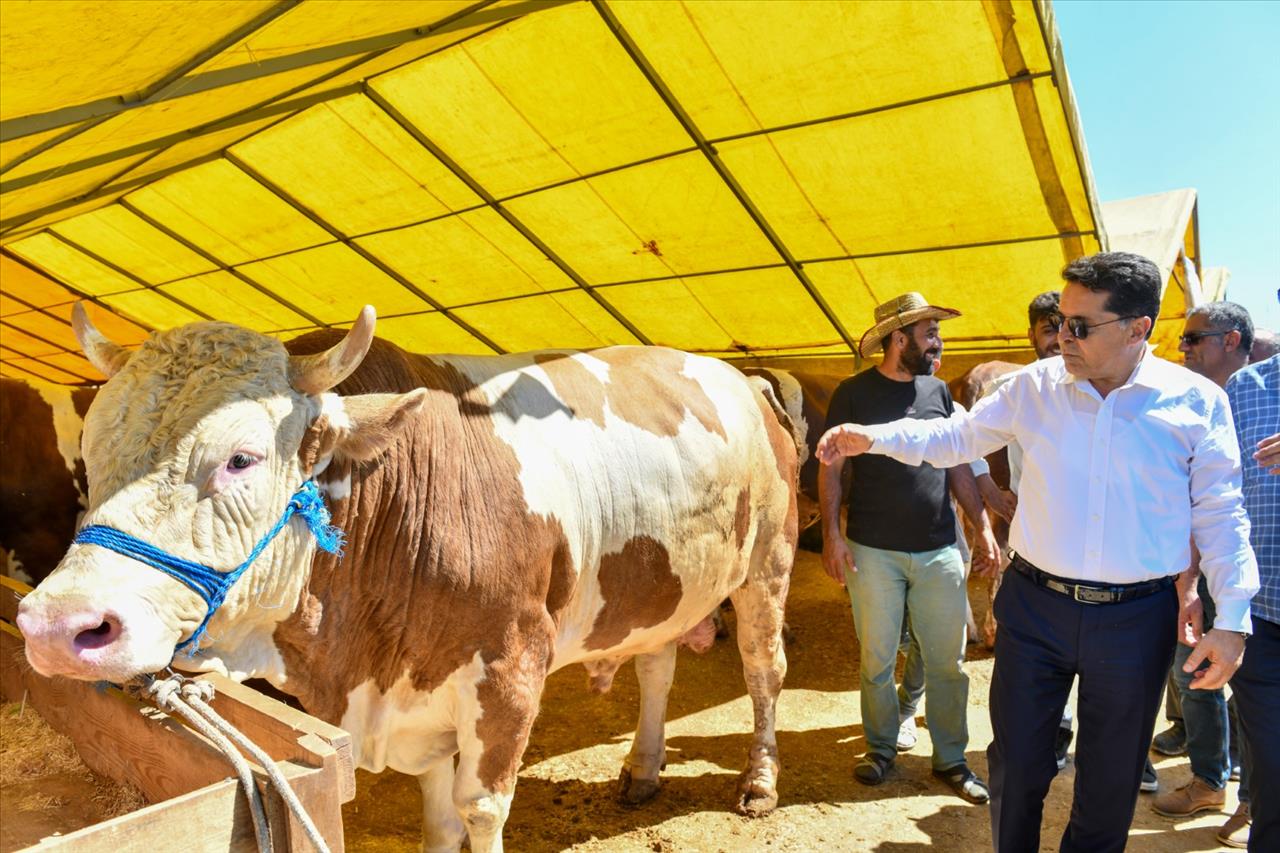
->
xmin=988 ymin=567 xmax=1177 ymax=853
xmin=1232 ymin=616 xmax=1280 ymax=852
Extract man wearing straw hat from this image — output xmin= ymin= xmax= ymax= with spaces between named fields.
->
xmin=817 ymin=253 xmax=1259 ymax=852
xmin=820 ymin=291 xmax=998 ymax=803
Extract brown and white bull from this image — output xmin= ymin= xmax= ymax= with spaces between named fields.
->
xmin=16 ymin=306 xmax=798 ymax=852
xmin=1 ymin=377 xmax=97 ymax=585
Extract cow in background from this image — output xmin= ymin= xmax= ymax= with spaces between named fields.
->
xmin=17 ymin=306 xmax=799 ymax=853
xmin=1 ymin=377 xmax=97 ymax=585
xmin=739 ymin=367 xmax=844 ymax=533
xmin=949 ymin=361 xmax=1022 ymax=647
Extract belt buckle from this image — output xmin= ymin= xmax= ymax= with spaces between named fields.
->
xmin=1073 ymin=585 xmax=1111 ymax=604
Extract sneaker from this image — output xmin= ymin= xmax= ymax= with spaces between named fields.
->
xmin=1152 ymin=721 xmax=1187 ymax=756
xmin=896 ymin=716 xmax=918 ymax=752
xmin=932 ymin=763 xmax=990 ymax=804
xmin=854 ymin=752 xmax=894 ymax=786
xmin=1140 ymin=758 xmax=1158 ymax=793
xmin=1053 ymin=725 xmax=1073 ymax=771
xmin=1152 ymin=777 xmax=1226 ymax=817
xmin=1217 ymin=803 xmax=1251 ymax=848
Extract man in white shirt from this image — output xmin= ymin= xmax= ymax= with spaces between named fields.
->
xmin=816 ymin=252 xmax=1259 ymax=853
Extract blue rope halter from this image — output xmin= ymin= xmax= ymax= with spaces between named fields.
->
xmin=73 ymin=480 xmax=344 ymax=653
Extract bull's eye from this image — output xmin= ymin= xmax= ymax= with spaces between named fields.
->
xmin=228 ymin=453 xmax=256 ymax=471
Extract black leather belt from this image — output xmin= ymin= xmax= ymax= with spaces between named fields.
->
xmin=1010 ymin=554 xmax=1175 ymax=605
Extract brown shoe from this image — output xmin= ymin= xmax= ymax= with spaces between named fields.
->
xmin=1151 ymin=777 xmax=1226 ymax=817
xmin=1217 ymin=803 xmax=1251 ymax=848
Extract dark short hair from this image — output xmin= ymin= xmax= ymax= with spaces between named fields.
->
xmin=881 ymin=321 xmax=917 ymax=354
xmin=1189 ymin=301 xmax=1254 ymax=354
xmin=1028 ymin=291 xmax=1061 ymax=328
xmin=1060 ymin=252 xmax=1162 ymax=339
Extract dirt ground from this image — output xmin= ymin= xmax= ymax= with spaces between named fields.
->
xmin=344 ymin=550 xmax=1243 ymax=852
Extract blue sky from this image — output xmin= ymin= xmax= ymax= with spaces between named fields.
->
xmin=1054 ymin=0 xmax=1280 ymax=332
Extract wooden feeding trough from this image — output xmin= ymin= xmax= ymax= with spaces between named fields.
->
xmin=0 ymin=576 xmax=355 ymax=852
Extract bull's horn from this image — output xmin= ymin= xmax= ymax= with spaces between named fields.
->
xmin=288 ymin=305 xmax=377 ymax=395
xmin=72 ymin=303 xmax=131 ymax=378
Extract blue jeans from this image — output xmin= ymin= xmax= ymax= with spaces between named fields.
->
xmin=846 ymin=540 xmax=969 ymax=769
xmin=898 ymin=611 xmax=925 ymax=719
xmin=1171 ymin=641 xmax=1230 ymax=789
xmin=1170 ymin=580 xmax=1233 ymax=790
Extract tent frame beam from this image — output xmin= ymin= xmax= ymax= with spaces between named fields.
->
xmin=0 ymin=0 xmax=575 ymax=144
xmin=116 ymin=198 xmax=330 ymax=330
xmin=43 ymin=230 xmax=217 ymax=323
xmin=0 ymin=317 xmax=93 ymax=377
xmin=363 ymin=86 xmax=655 ymax=348
xmin=223 ymin=150 xmax=509 ymax=353
xmin=0 ymin=0 xmax=303 ymax=171
xmin=593 ymin=0 xmax=859 ymax=355
xmin=0 ymin=8 xmax=532 ymax=239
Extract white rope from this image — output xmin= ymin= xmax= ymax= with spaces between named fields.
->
xmin=140 ymin=674 xmax=331 ymax=853
xmin=179 ymin=681 xmax=331 ymax=853
xmin=143 ymin=676 xmax=273 ymax=853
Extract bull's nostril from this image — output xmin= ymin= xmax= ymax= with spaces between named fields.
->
xmin=74 ymin=619 xmax=120 ymax=652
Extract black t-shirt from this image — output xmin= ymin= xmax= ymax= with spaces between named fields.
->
xmin=824 ymin=367 xmax=956 ymax=552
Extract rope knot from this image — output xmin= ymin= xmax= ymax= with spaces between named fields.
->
xmin=180 ymin=679 xmax=216 ymax=703
xmin=147 ymin=676 xmax=183 ymax=710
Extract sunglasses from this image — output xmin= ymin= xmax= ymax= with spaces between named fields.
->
xmin=1179 ymin=331 xmax=1228 ymax=347
xmin=1057 ymin=315 xmax=1136 ymax=340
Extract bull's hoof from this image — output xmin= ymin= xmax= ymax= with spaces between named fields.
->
xmin=735 ymin=780 xmax=779 ymax=817
xmin=616 ymin=769 xmax=661 ymax=807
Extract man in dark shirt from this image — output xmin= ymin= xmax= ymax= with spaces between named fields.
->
xmin=821 ymin=292 xmax=998 ymax=803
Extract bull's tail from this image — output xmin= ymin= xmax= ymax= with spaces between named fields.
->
xmin=745 ymin=376 xmax=803 ymax=461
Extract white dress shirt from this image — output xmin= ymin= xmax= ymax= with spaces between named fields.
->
xmin=862 ymin=354 xmax=1259 ymax=633
xmin=983 ymin=370 xmax=1025 ymax=494
xmin=950 ymin=401 xmax=989 ymax=566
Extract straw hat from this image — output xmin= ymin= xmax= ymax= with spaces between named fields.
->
xmin=858 ymin=292 xmax=961 ymax=358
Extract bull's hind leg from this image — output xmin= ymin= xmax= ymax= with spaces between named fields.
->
xmin=728 ymin=539 xmax=792 ymax=816
xmin=617 ymin=642 xmax=677 ymax=805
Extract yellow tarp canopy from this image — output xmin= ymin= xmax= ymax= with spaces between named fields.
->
xmin=1 ymin=0 xmax=1109 ymax=384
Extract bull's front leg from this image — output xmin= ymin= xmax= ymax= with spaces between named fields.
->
xmin=418 ymin=757 xmax=464 ymax=853
xmin=617 ymin=642 xmax=677 ymax=805
xmin=452 ymin=648 xmax=548 ymax=853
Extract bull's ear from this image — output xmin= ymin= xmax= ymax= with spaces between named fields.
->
xmin=289 ymin=305 xmax=376 ymax=395
xmin=72 ymin=303 xmax=131 ymax=378
xmin=331 ymin=389 xmax=429 ymax=462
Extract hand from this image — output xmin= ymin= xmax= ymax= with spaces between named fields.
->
xmin=1177 ymin=594 xmax=1204 ymax=647
xmin=1255 ymin=431 xmax=1280 ymax=475
xmin=971 ymin=526 xmax=1000 ymax=578
xmin=978 ymin=479 xmax=1017 ymax=522
xmin=816 ymin=424 xmax=874 ymax=465
xmin=1183 ymin=628 xmax=1246 ymax=690
xmin=823 ymin=537 xmax=855 ymax=584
